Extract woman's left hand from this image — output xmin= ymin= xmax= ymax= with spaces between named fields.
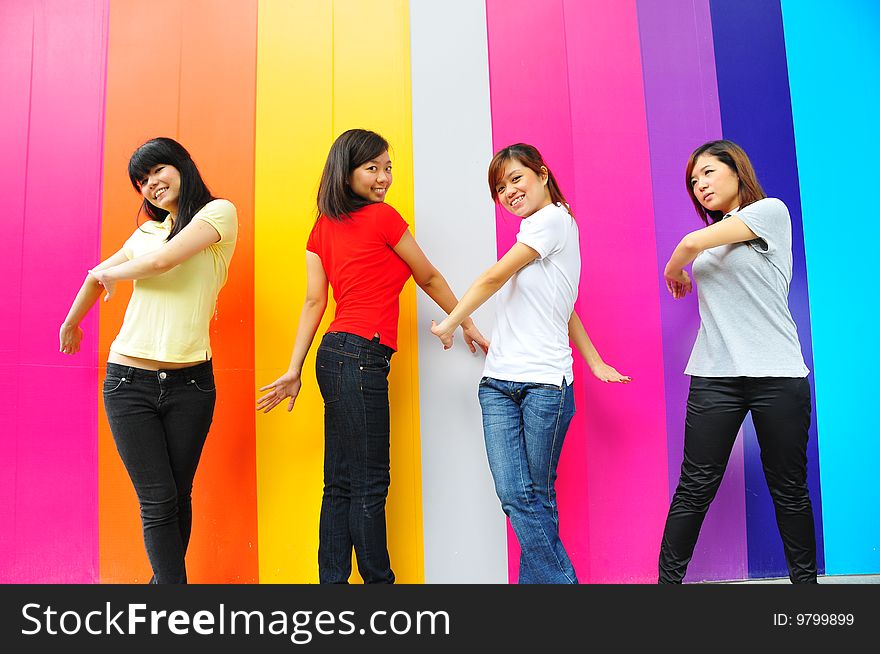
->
xmin=590 ymin=361 xmax=632 ymax=384
xmin=664 ymin=266 xmax=692 ymax=300
xmin=88 ymin=268 xmax=116 ymax=301
xmin=431 ymin=319 xmax=456 ymax=350
xmin=257 ymin=370 xmax=303 ymax=413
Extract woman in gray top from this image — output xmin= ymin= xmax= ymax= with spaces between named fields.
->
xmin=657 ymin=140 xmax=817 ymax=583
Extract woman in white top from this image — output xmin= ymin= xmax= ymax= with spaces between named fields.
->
xmin=60 ymin=137 xmax=237 ymax=583
xmin=432 ymin=143 xmax=629 ymax=583
xmin=658 ymin=139 xmax=816 ymax=583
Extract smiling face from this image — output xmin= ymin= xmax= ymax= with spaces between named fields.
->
xmin=689 ymin=154 xmax=740 ymax=215
xmin=349 ymin=150 xmax=392 ymax=203
xmin=138 ymin=163 xmax=181 ymax=215
xmin=494 ymin=158 xmax=552 ymax=218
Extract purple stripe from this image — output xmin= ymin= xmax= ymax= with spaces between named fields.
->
xmin=636 ymin=0 xmax=748 ymax=581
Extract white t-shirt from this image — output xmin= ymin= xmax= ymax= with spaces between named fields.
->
xmin=483 ymin=202 xmax=580 ymax=385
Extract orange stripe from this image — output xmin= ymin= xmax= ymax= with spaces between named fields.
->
xmin=98 ymin=0 xmax=258 ymax=583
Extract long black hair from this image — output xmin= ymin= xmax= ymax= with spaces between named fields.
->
xmin=316 ymin=129 xmax=389 ymax=222
xmin=128 ymin=137 xmax=215 ymax=240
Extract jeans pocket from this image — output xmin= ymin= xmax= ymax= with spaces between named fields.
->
xmin=103 ymin=375 xmax=128 ymax=395
xmin=188 ymin=377 xmax=216 ymax=393
xmin=316 ymin=355 xmax=343 ymax=404
xmin=360 ymin=352 xmax=390 ymax=374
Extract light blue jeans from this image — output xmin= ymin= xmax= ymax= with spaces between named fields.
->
xmin=478 ymin=376 xmax=578 ymax=584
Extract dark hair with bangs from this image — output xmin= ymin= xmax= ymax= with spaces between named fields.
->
xmin=685 ymin=140 xmax=766 ymax=225
xmin=128 ymin=137 xmax=215 ymax=240
xmin=487 ymin=143 xmax=571 ymax=216
xmin=316 ymin=129 xmax=389 ymax=222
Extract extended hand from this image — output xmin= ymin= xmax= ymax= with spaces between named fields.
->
xmin=590 ymin=361 xmax=632 ymax=384
xmin=257 ymin=370 xmax=303 ymax=413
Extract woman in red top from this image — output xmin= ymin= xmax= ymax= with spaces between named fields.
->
xmin=258 ymin=129 xmax=487 ymax=583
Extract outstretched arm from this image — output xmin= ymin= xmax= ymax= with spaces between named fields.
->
xmin=568 ymin=311 xmax=631 ymax=383
xmin=89 ymin=218 xmax=221 ymax=301
xmin=257 ymin=252 xmax=329 ymax=413
xmin=393 ymin=231 xmax=489 ymax=354
xmin=664 ymin=216 xmax=757 ymax=299
xmin=431 ymin=242 xmax=539 ymax=348
xmin=59 ymin=249 xmax=129 ymax=355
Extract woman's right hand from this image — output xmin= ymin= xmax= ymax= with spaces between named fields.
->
xmin=59 ymin=322 xmax=83 ymax=355
xmin=257 ymin=370 xmax=302 ymax=413
xmin=461 ymin=320 xmax=490 ymax=355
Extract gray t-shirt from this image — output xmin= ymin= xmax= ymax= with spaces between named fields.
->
xmin=685 ymin=197 xmax=809 ymax=378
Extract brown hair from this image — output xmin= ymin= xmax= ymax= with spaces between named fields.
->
xmin=685 ymin=139 xmax=765 ymax=225
xmin=488 ymin=143 xmax=571 ymax=216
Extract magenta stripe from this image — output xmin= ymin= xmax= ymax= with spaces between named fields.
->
xmin=0 ymin=0 xmax=108 ymax=582
xmin=487 ymin=0 xmax=669 ymax=582
xmin=636 ymin=0 xmax=748 ymax=582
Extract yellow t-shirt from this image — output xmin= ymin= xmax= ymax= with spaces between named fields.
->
xmin=110 ymin=199 xmax=237 ymax=362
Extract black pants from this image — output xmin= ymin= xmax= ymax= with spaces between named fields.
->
xmin=103 ymin=360 xmax=216 ymax=584
xmin=315 ymin=332 xmax=395 ymax=584
xmin=658 ymin=376 xmax=817 ymax=584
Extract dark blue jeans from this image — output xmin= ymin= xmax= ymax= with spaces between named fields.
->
xmin=103 ymin=360 xmax=216 ymax=584
xmin=659 ymin=376 xmax=816 ymax=583
xmin=478 ymin=376 xmax=578 ymax=584
xmin=315 ymin=332 xmax=395 ymax=584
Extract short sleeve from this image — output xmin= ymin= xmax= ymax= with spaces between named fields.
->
xmin=195 ymin=199 xmax=238 ymax=244
xmin=733 ymin=198 xmax=790 ymax=255
xmin=306 ymin=218 xmax=322 ymax=254
xmin=375 ymin=203 xmax=409 ymax=246
xmin=516 ymin=204 xmax=569 ymax=259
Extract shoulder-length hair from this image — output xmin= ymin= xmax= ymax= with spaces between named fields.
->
xmin=487 ymin=143 xmax=572 ymax=217
xmin=316 ymin=129 xmax=389 ymax=222
xmin=685 ymin=139 xmax=765 ymax=225
xmin=128 ymin=137 xmax=215 ymax=241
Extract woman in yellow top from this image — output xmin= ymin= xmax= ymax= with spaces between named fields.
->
xmin=59 ymin=137 xmax=237 ymax=583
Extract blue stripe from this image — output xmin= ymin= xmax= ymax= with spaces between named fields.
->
xmin=709 ymin=0 xmax=825 ymax=579
xmin=780 ymin=0 xmax=880 ymax=575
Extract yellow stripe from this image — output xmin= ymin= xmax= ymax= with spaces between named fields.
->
xmin=255 ymin=0 xmax=423 ymax=582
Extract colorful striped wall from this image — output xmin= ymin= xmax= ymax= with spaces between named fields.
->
xmin=2 ymin=0 xmax=877 ymax=583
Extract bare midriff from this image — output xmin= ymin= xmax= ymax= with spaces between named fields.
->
xmin=107 ymin=351 xmax=207 ymax=371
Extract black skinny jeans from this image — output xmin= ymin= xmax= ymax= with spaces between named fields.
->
xmin=103 ymin=360 xmax=216 ymax=584
xmin=315 ymin=332 xmax=395 ymax=584
xmin=659 ymin=376 xmax=817 ymax=584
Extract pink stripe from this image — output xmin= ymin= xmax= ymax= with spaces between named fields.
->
xmin=562 ymin=0 xmax=669 ymax=583
xmin=486 ymin=0 xmax=587 ymax=584
xmin=0 ymin=0 xmax=107 ymax=582
xmin=487 ymin=0 xmax=669 ymax=582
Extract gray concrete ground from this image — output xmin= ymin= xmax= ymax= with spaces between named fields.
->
xmin=722 ymin=574 xmax=880 ymax=584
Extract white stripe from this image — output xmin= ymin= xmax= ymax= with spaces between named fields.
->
xmin=410 ymin=0 xmax=507 ymax=583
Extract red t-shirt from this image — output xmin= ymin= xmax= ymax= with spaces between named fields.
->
xmin=306 ymin=202 xmax=412 ymax=351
